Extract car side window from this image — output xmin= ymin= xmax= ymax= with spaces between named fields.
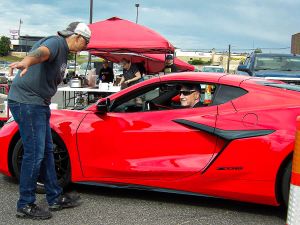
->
xmin=111 ymin=82 xmax=222 ymax=113
xmin=212 ymin=85 xmax=248 ymax=105
xmin=112 ymin=84 xmax=163 ymax=113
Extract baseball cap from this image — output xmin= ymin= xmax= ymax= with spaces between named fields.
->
xmin=166 ymin=54 xmax=173 ymax=60
xmin=58 ymin=22 xmax=91 ymax=43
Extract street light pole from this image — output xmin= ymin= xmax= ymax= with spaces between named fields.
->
xmin=89 ymin=0 xmax=93 ymax=24
xmin=135 ymin=3 xmax=140 ymax=24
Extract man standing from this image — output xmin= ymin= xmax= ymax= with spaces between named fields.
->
xmin=8 ymin=22 xmax=91 ymax=220
xmin=163 ymin=54 xmax=178 ymax=74
xmin=99 ymin=60 xmax=114 ymax=83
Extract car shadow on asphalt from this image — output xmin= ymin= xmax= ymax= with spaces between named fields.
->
xmin=2 ymin=176 xmax=286 ymax=221
xmin=70 ymin=183 xmax=287 ymax=221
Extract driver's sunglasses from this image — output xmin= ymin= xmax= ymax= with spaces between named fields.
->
xmin=179 ymin=90 xmax=196 ymax=96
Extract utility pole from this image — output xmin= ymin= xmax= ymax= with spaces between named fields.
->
xmin=89 ymin=0 xmax=93 ymax=24
xmin=135 ymin=3 xmax=140 ymax=24
xmin=227 ymin=44 xmax=231 ymax=73
xmin=18 ymin=19 xmax=23 ymax=52
xmin=88 ymin=0 xmax=93 ymax=63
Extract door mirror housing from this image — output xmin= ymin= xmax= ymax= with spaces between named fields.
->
xmin=237 ymin=65 xmax=251 ymax=75
xmin=97 ymin=98 xmax=111 ymax=114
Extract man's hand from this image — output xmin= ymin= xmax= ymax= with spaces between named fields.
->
xmin=9 ymin=46 xmax=51 ymax=77
xmin=9 ymin=61 xmax=29 ymax=77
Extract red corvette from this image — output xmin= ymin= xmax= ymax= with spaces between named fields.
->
xmin=1 ymin=72 xmax=299 ymax=206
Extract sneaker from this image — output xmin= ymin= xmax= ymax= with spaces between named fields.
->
xmin=16 ymin=204 xmax=52 ymax=220
xmin=49 ymin=193 xmax=81 ymax=211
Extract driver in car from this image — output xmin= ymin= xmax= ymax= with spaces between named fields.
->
xmin=179 ymin=84 xmax=202 ymax=108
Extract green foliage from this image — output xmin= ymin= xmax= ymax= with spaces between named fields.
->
xmin=68 ymin=53 xmax=75 ymax=60
xmin=0 ymin=55 xmax=22 ymax=62
xmin=188 ymin=59 xmax=211 ymax=65
xmin=254 ymin=48 xmax=262 ymax=53
xmin=0 ymin=36 xmax=11 ymax=56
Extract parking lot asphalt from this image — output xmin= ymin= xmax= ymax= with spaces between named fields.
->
xmin=0 ymin=174 xmax=286 ymax=225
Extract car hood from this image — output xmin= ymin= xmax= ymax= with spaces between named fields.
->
xmin=254 ymin=70 xmax=300 ymax=78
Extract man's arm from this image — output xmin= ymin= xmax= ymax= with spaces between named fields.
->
xmin=125 ymin=71 xmax=141 ymax=84
xmin=9 ymin=46 xmax=51 ymax=77
xmin=119 ymin=76 xmax=125 ymax=85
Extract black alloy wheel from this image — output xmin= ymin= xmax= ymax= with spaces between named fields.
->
xmin=12 ymin=135 xmax=70 ymax=194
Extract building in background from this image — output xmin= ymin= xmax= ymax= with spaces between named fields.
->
xmin=10 ymin=35 xmax=45 ymax=57
xmin=291 ymin=33 xmax=300 ymax=54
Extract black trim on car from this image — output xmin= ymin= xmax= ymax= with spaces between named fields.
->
xmin=173 ymin=119 xmax=275 ymax=141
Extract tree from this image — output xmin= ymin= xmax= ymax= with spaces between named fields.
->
xmin=254 ymin=48 xmax=262 ymax=53
xmin=0 ymin=36 xmax=11 ymax=56
xmin=68 ymin=53 xmax=75 ymax=60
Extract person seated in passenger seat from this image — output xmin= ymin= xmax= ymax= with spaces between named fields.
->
xmin=179 ymin=84 xmax=202 ymax=108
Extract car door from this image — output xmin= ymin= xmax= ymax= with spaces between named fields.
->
xmin=77 ymin=82 xmax=219 ymax=180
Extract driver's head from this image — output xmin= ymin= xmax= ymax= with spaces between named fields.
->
xmin=179 ymin=84 xmax=200 ymax=108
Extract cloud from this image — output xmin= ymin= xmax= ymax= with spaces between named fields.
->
xmin=0 ymin=0 xmax=299 ymax=52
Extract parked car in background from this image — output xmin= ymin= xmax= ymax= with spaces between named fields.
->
xmin=0 ymin=61 xmax=9 ymax=68
xmin=201 ymin=65 xmax=225 ymax=73
xmin=237 ymin=53 xmax=300 ymax=85
xmin=113 ymin=63 xmax=123 ymax=76
xmin=1 ymin=72 xmax=299 ymax=207
xmin=0 ymin=63 xmax=18 ymax=84
xmin=77 ymin=62 xmax=97 ymax=77
xmin=67 ymin=61 xmax=80 ymax=70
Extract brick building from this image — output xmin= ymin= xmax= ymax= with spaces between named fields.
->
xmin=291 ymin=33 xmax=300 ymax=54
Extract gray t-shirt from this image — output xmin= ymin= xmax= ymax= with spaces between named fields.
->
xmin=8 ymin=35 xmax=69 ymax=105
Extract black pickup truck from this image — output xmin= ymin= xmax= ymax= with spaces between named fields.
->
xmin=237 ymin=53 xmax=300 ymax=85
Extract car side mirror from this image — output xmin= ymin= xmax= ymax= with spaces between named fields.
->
xmin=237 ymin=65 xmax=250 ymax=74
xmin=97 ymin=98 xmax=111 ymax=114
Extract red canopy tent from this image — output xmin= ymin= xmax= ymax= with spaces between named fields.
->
xmin=92 ymin=52 xmax=195 ymax=74
xmin=87 ymin=17 xmax=175 ymax=54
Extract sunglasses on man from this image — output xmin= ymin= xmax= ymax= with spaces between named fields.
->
xmin=179 ymin=90 xmax=196 ymax=96
xmin=75 ymin=33 xmax=90 ymax=45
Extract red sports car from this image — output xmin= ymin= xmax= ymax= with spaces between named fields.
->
xmin=1 ymin=72 xmax=299 ymax=207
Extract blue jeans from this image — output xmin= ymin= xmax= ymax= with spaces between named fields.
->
xmin=8 ymin=100 xmax=62 ymax=209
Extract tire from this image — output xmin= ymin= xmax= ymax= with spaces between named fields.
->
xmin=11 ymin=134 xmax=70 ymax=194
xmin=281 ymin=160 xmax=292 ymax=207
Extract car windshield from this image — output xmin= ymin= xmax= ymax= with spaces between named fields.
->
xmin=254 ymin=56 xmax=300 ymax=71
xmin=202 ymin=67 xmax=225 ymax=73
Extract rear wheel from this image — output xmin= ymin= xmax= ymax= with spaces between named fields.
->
xmin=11 ymin=135 xmax=70 ymax=194
xmin=281 ymin=160 xmax=292 ymax=207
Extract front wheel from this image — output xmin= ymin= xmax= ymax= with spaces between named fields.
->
xmin=11 ymin=134 xmax=70 ymax=194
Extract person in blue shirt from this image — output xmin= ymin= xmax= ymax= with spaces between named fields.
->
xmin=8 ymin=22 xmax=91 ymax=220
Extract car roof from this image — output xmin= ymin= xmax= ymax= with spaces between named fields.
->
xmin=159 ymin=72 xmax=254 ymax=86
xmin=202 ymin=65 xmax=224 ymax=68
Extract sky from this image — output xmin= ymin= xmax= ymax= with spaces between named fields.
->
xmin=0 ymin=0 xmax=299 ymax=53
